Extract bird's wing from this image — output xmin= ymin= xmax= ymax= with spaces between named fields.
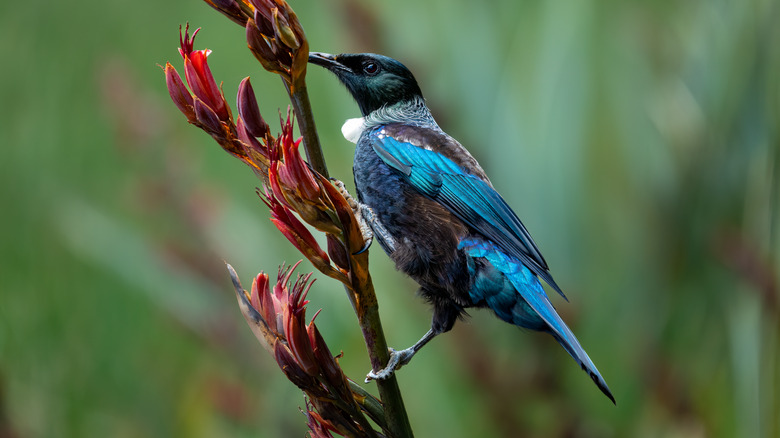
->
xmin=370 ymin=129 xmax=566 ymax=300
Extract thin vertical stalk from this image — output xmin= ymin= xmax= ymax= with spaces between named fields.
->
xmin=290 ymin=81 xmax=414 ymax=438
xmin=289 ymin=81 xmax=329 ymax=178
xmin=355 ymin=286 xmax=413 ymax=438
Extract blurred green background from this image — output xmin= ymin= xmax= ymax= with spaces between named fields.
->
xmin=1 ymin=0 xmax=778 ymax=436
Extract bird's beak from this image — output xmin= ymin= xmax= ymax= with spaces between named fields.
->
xmin=308 ymin=52 xmax=348 ymax=72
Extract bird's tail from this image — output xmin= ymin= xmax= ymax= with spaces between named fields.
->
xmin=546 ymin=316 xmax=615 ymax=404
xmin=460 ymin=237 xmax=615 ymax=403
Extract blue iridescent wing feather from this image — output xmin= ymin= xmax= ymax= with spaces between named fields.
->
xmin=369 ymin=128 xmax=567 ymax=300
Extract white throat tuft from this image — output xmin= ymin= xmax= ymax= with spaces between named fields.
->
xmin=341 ymin=117 xmax=366 ymax=144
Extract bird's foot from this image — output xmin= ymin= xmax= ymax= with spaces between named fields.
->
xmin=365 ymin=347 xmax=416 ymax=382
xmin=331 ymin=178 xmax=358 ymax=210
xmin=330 ymin=178 xmax=374 ymax=253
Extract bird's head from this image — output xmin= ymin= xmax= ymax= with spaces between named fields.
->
xmin=308 ymin=52 xmax=423 ymax=116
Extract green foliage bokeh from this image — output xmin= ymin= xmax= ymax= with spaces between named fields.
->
xmin=1 ymin=0 xmax=778 ymax=437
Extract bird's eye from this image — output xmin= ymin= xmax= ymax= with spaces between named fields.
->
xmin=363 ymin=62 xmax=379 ymax=75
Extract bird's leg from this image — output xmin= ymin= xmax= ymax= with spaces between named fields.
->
xmin=331 ymin=178 xmax=373 ymax=252
xmin=365 ymin=329 xmax=438 ymax=382
xmin=357 ymin=203 xmax=397 ymax=253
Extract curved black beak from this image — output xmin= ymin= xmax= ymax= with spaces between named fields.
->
xmin=308 ymin=52 xmax=348 ymax=72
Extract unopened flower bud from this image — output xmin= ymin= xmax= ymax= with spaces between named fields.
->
xmin=273 ymin=8 xmax=300 ymax=50
xmin=164 ymin=63 xmax=195 ymax=121
xmin=237 ymin=77 xmax=269 ymax=138
xmin=193 ymin=97 xmax=222 ymax=134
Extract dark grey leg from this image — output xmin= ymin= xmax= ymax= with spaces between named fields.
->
xmin=365 ymin=329 xmax=438 ymax=381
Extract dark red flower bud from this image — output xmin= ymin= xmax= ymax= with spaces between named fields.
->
xmin=246 ymin=18 xmax=284 ymax=75
xmin=249 ymin=272 xmax=266 ymax=313
xmin=253 ymin=7 xmax=275 ymax=38
xmin=267 ymin=160 xmax=293 ymax=209
xmin=283 ymin=276 xmax=318 ymax=375
xmin=250 ymin=272 xmax=283 ymax=336
xmin=193 ymin=97 xmax=223 ymax=134
xmin=279 ymin=140 xmax=320 ymax=201
xmin=164 ymin=63 xmax=195 ymax=122
xmin=265 ymin=113 xmax=321 ymax=206
xmin=262 ymin=190 xmax=332 ymax=272
xmin=242 ymin=0 xmax=308 ymax=90
xmin=270 ymin=36 xmax=293 ymax=66
xmin=237 ymin=77 xmax=269 ymax=138
xmin=273 ymin=340 xmax=318 ymax=389
xmin=308 ymin=321 xmax=350 ymax=400
xmin=326 ymin=235 xmax=349 ymax=271
xmin=203 ymin=0 xmax=249 ymax=27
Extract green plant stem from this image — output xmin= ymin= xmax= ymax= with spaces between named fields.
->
xmin=290 ymin=80 xmax=414 ymax=438
xmin=354 ymin=279 xmax=413 ymax=438
xmin=289 ymin=81 xmax=329 ymax=178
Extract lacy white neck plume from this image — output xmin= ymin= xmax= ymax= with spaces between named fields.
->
xmin=340 ymin=96 xmax=440 ymax=144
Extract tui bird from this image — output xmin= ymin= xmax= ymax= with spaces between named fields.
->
xmin=309 ymin=52 xmax=615 ymax=403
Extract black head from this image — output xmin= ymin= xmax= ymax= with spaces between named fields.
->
xmin=309 ymin=52 xmax=423 ymax=116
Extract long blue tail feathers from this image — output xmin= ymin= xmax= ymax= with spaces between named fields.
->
xmin=460 ymin=237 xmax=615 ymax=403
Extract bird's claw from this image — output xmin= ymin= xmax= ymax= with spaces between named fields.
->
xmin=354 ymin=235 xmax=373 ymax=254
xmin=365 ymin=348 xmax=415 ymax=382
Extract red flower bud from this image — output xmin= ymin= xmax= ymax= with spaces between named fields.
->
xmin=243 ymin=0 xmax=308 ymax=90
xmin=203 ymin=0 xmax=249 ymax=27
xmin=237 ymin=77 xmax=269 ymax=138
xmin=164 ymin=64 xmax=195 ymax=124
xmin=267 ymin=160 xmax=293 ymax=209
xmin=279 ymin=139 xmax=320 ymax=200
xmin=253 ymin=6 xmax=275 ymax=38
xmin=262 ymin=190 xmax=332 ymax=271
xmin=193 ymin=97 xmax=223 ymax=134
xmin=249 ymin=272 xmax=266 ymax=313
xmin=326 ymin=234 xmax=350 ymax=271
xmin=308 ymin=321 xmax=350 ymax=400
xmin=246 ymin=17 xmax=285 ymax=75
xmin=250 ymin=272 xmax=282 ymax=336
xmin=266 ymin=112 xmax=321 ymax=205
xmin=283 ymin=274 xmax=318 ymax=375
xmin=273 ymin=340 xmax=318 ymax=390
